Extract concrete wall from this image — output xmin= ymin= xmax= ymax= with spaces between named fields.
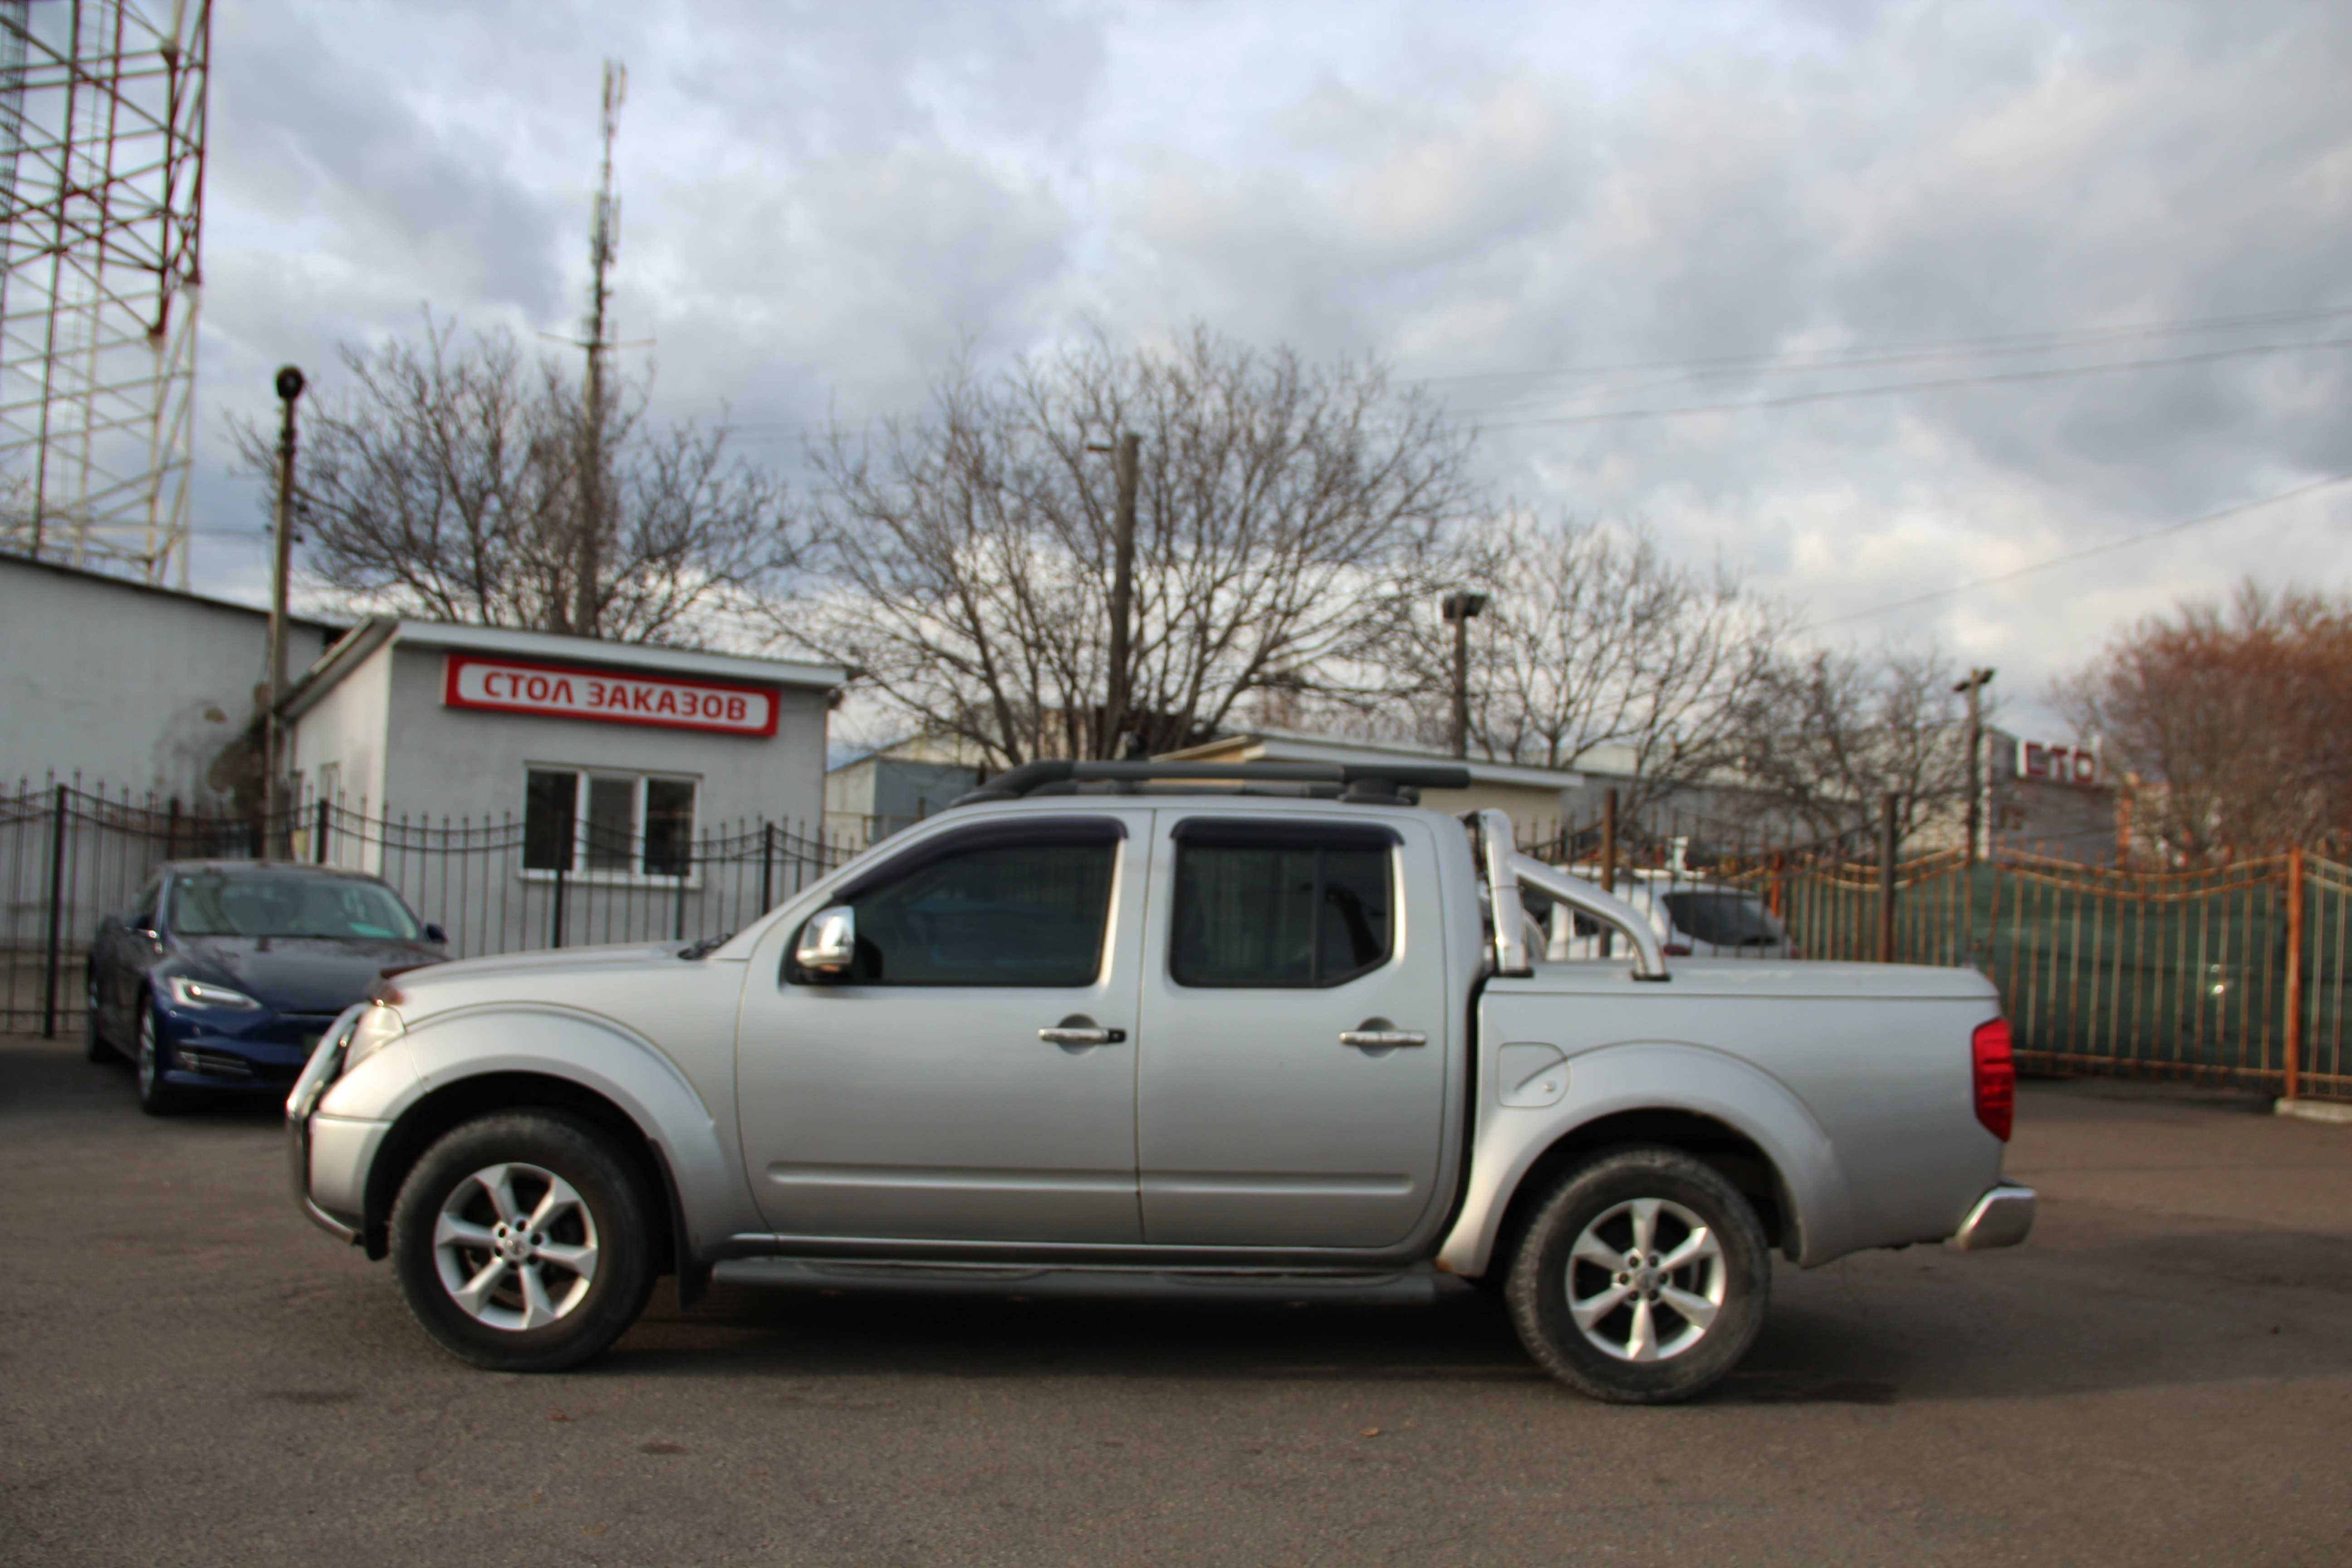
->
xmin=0 ymin=557 xmax=335 ymax=803
xmin=286 ymin=639 xmax=392 ymax=817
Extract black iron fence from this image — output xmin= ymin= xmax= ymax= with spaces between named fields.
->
xmin=2 ymin=782 xmax=848 ymax=1036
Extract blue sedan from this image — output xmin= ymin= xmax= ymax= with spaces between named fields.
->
xmin=87 ymin=861 xmax=447 ymax=1114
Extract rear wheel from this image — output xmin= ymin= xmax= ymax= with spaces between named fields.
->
xmin=134 ymin=1001 xmax=181 ymax=1116
xmin=389 ymin=1112 xmax=658 ymax=1373
xmin=1504 ymin=1145 xmax=1769 ymax=1404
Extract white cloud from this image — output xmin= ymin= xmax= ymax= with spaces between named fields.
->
xmin=176 ymin=0 xmax=2352 ymax=730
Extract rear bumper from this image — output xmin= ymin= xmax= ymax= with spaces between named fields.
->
xmin=1948 ymin=1182 xmax=2037 ymax=1250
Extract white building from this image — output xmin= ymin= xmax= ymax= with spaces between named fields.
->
xmin=0 ymin=554 xmax=338 ymax=802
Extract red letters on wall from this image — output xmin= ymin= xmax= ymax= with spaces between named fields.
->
xmin=442 ymin=655 xmax=779 ymax=736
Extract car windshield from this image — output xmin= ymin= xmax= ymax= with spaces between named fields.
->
xmin=1660 ymin=891 xmax=1785 ymax=947
xmin=169 ymin=871 xmax=423 ymax=941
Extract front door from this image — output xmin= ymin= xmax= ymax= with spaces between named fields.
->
xmin=736 ymin=813 xmax=1147 ymax=1245
xmin=1134 ymin=813 xmax=1454 ymax=1250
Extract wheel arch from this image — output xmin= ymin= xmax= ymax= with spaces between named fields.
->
xmin=1438 ymin=1040 xmax=1855 ymax=1278
xmin=360 ymin=1070 xmax=712 ymax=1306
xmin=1480 ymin=1108 xmax=1798 ymax=1285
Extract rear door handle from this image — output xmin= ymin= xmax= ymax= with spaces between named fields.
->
xmin=1339 ymin=1029 xmax=1427 ymax=1049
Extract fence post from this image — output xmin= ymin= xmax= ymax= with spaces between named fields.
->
xmin=41 ymin=783 xmax=68 ymax=1039
xmin=550 ymin=808 xmax=570 ymax=950
xmin=2283 ymin=845 xmax=2306 ymax=1103
xmin=314 ymin=796 xmax=330 ymax=865
xmin=1598 ymin=788 xmax=1619 ymax=959
xmin=759 ymin=820 xmax=776 ymax=912
xmin=1877 ymin=793 xmax=1899 ymax=964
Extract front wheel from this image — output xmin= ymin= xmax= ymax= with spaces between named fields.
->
xmin=85 ymin=971 xmax=113 ymax=1063
xmin=1504 ymin=1145 xmax=1770 ymax=1404
xmin=134 ymin=1002 xmax=181 ymax=1115
xmin=389 ymin=1112 xmax=658 ymax=1373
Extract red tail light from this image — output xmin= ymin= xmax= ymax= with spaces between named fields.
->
xmin=1972 ymin=1018 xmax=2015 ymax=1141
xmin=1661 ymin=942 xmax=1691 ymax=956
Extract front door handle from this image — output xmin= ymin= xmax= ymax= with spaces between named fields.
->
xmin=1339 ymin=1028 xmax=1427 ymax=1049
xmin=1039 ymin=1014 xmax=1127 ymax=1046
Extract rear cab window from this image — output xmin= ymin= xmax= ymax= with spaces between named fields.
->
xmin=1169 ymin=819 xmax=1398 ymax=989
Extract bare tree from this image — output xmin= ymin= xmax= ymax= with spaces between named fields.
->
xmin=1723 ymin=643 xmax=1978 ymax=849
xmin=1376 ymin=513 xmax=1784 ymax=805
xmin=2057 ymin=581 xmax=2352 ymax=860
xmin=785 ymin=325 xmax=1478 ymax=767
xmin=230 ymin=316 xmax=807 ymax=645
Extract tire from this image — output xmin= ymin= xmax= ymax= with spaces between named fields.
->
xmin=1504 ymin=1144 xmax=1770 ymax=1405
xmin=134 ymin=1000 xmax=182 ymax=1116
xmin=84 ymin=971 xmax=113 ymax=1063
xmin=389 ymin=1112 xmax=658 ymax=1373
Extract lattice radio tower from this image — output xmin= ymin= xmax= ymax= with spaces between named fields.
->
xmin=0 ymin=0 xmax=208 ymax=586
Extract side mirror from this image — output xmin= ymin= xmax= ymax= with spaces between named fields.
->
xmin=793 ymin=905 xmax=858 ymax=977
xmin=423 ymin=922 xmax=447 ymax=945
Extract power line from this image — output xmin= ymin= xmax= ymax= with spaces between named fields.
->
xmin=1809 ymin=472 xmax=2352 ymax=629
xmin=1475 ymin=334 xmax=2352 ymax=430
xmin=708 ymin=303 xmax=2352 ymax=443
xmin=1419 ymin=302 xmax=2352 ymax=392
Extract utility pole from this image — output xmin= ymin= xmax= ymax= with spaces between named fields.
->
xmin=572 ymin=59 xmax=626 ymax=638
xmin=1089 ymin=431 xmax=1142 ymax=757
xmin=1440 ymin=591 xmax=1490 ymax=759
xmin=264 ymin=365 xmax=306 ymax=855
xmin=1953 ymin=666 xmax=1995 ymax=864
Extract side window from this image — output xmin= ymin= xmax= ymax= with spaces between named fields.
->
xmin=808 ymin=819 xmax=1121 ymax=987
xmin=130 ymin=878 xmax=162 ymax=928
xmin=1170 ymin=820 xmax=1396 ymax=989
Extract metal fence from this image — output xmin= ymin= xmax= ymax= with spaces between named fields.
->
xmin=2 ymin=783 xmax=848 ymax=1036
xmin=1519 ymin=799 xmax=2346 ymax=1102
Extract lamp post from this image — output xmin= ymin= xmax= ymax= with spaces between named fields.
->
xmin=264 ymin=365 xmax=306 ymax=855
xmin=1440 ymin=590 xmax=1490 ymax=759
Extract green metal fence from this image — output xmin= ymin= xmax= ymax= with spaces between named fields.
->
xmin=1728 ymin=848 xmax=2341 ymax=1099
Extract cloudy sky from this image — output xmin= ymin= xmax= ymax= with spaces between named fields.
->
xmin=187 ymin=0 xmax=2352 ymax=734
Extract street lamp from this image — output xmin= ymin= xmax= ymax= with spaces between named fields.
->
xmin=265 ymin=365 xmax=307 ymax=855
xmin=1440 ymin=590 xmax=1490 ymax=760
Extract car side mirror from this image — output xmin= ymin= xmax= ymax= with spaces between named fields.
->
xmin=793 ymin=905 xmax=858 ymax=978
xmin=423 ymin=922 xmax=447 ymax=945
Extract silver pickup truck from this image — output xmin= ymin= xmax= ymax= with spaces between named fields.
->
xmin=288 ymin=760 xmax=2033 ymax=1404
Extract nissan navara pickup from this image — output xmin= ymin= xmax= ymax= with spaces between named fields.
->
xmin=288 ymin=760 xmax=2033 ymax=1404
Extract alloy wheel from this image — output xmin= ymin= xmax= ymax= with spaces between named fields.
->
xmin=1565 ymin=1196 xmax=1728 ymax=1362
xmin=136 ymin=1008 xmax=158 ymax=1098
xmin=431 ymin=1162 xmax=602 ymax=1332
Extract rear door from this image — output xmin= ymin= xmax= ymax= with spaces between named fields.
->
xmin=735 ymin=813 xmax=1147 ymax=1245
xmin=1133 ymin=813 xmax=1454 ymax=1250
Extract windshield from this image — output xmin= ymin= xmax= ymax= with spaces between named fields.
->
xmin=169 ymin=871 xmax=423 ymax=941
xmin=1660 ymin=891 xmax=1785 ymax=947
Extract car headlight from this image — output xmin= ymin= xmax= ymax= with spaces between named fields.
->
xmin=165 ymin=975 xmax=262 ymax=1011
xmin=343 ymin=1001 xmax=406 ymax=1069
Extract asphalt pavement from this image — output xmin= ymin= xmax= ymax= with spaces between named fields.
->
xmin=4 ymin=1032 xmax=2350 ymax=1567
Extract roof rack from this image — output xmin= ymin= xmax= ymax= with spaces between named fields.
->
xmin=951 ymin=759 xmax=1473 ymax=808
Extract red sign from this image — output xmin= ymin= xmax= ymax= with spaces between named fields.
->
xmin=442 ymin=655 xmax=778 ymax=736
xmin=2016 ymin=739 xmax=2097 ymax=788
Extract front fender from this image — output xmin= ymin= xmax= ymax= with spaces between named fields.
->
xmin=346 ymin=1003 xmax=758 ymax=1262
xmin=1436 ymin=1039 xmax=1857 ymax=1276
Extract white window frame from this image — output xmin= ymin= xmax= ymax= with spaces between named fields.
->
xmin=520 ymin=765 xmax=703 ymax=887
